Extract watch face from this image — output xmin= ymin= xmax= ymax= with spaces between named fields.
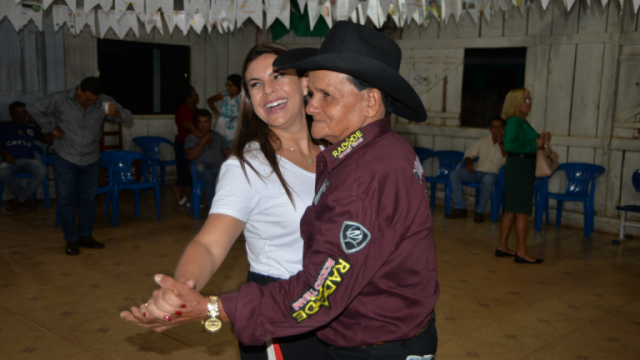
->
xmin=204 ymin=317 xmax=222 ymax=332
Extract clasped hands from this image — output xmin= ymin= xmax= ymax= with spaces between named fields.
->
xmin=120 ymin=274 xmax=211 ymax=332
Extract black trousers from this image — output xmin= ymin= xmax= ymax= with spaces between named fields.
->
xmin=239 ymin=271 xmax=328 ymax=360
xmin=325 ymin=315 xmax=437 ymax=360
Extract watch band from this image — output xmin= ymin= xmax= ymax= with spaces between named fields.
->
xmin=202 ymin=296 xmax=222 ymax=333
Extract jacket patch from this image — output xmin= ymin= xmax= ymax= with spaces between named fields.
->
xmin=340 ymin=221 xmax=371 ymax=254
xmin=290 ymin=257 xmax=351 ymax=323
xmin=332 ymin=130 xmax=364 ymax=159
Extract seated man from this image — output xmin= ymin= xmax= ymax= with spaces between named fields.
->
xmin=446 ymin=116 xmax=506 ymax=223
xmin=0 ymin=101 xmax=52 ymax=212
xmin=185 ymin=109 xmax=231 ymax=209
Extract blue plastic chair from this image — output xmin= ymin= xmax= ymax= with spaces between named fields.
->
xmin=534 ymin=177 xmax=550 ymax=229
xmin=0 ymin=145 xmax=50 ymax=208
xmin=535 ymin=163 xmax=605 ymax=239
xmin=613 ymin=170 xmax=640 ymax=245
xmin=413 ymin=147 xmax=433 ymax=164
xmin=423 ymin=150 xmax=464 ymax=215
xmin=133 ymin=136 xmax=177 ymax=188
xmin=457 ymin=163 xmax=505 ymax=223
xmin=190 ymin=162 xmax=205 ymax=220
xmin=101 ymin=151 xmax=161 ymax=227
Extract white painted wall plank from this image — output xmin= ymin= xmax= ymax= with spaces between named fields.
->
xmin=578 ymin=0 xmax=608 ymax=34
xmin=527 ymin=0 xmax=553 ymax=36
xmin=569 ymin=44 xmax=604 ymax=138
xmin=551 ymin=0 xmax=580 ymax=35
xmin=503 ymin=8 xmax=528 ymax=37
xmin=481 ymin=12 xmax=504 ymax=38
xmin=545 ymin=44 xmax=576 ymax=136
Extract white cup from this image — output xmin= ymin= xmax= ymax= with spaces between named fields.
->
xmin=103 ymin=102 xmax=112 ymax=114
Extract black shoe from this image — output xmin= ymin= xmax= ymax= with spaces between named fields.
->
xmin=445 ymin=209 xmax=468 ymax=219
xmin=495 ymin=249 xmax=516 ymax=257
xmin=66 ymin=241 xmax=79 ymax=255
xmin=474 ymin=213 xmax=485 ymax=223
xmin=515 ymin=254 xmax=544 ymax=264
xmin=78 ymin=236 xmax=105 ymax=249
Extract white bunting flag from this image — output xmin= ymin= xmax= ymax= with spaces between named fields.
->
xmin=99 ymin=0 xmax=114 ymax=12
xmin=114 ymin=0 xmax=127 ymax=18
xmin=563 ymin=0 xmax=576 ymax=10
xmin=144 ymin=11 xmax=163 ymax=34
xmin=96 ymin=9 xmax=120 ymax=37
xmin=131 ymin=0 xmax=144 ymax=20
xmin=186 ymin=0 xmax=209 ymax=17
xmin=147 ymin=0 xmax=173 ymax=14
xmin=74 ymin=8 xmax=94 ymax=34
xmin=345 ymin=0 xmax=358 ymax=19
xmin=307 ymin=0 xmax=321 ymax=29
xmin=189 ymin=11 xmax=205 ymax=33
xmin=379 ymin=0 xmax=392 ymax=19
xmin=174 ymin=11 xmax=189 ymax=35
xmin=237 ymin=0 xmax=262 ymax=27
xmin=84 ymin=0 xmax=99 ymax=12
xmin=19 ymin=2 xmax=43 ymax=30
xmin=52 ymin=5 xmax=75 ymax=31
xmin=389 ymin=1 xmax=400 ymax=25
xmin=65 ymin=0 xmax=76 ymax=13
xmin=117 ymin=9 xmax=138 ymax=38
xmin=212 ymin=0 xmax=236 ymax=31
xmin=207 ymin=9 xmax=215 ymax=32
xmin=163 ymin=10 xmax=177 ymax=34
xmin=297 ymin=0 xmax=306 ymax=12
xmin=464 ymin=0 xmax=478 ymax=22
xmin=356 ymin=0 xmax=368 ymax=24
xmin=366 ymin=0 xmax=380 ymax=27
xmin=633 ymin=0 xmax=639 ymax=13
xmin=406 ymin=0 xmax=423 ymax=24
xmin=335 ymin=0 xmax=350 ymax=20
xmin=40 ymin=0 xmax=54 ymax=10
xmin=321 ymin=0 xmax=332 ymax=27
xmin=0 ymin=0 xmax=21 ymax=31
xmin=266 ymin=0 xmax=289 ymax=29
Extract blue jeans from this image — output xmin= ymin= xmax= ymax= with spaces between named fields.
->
xmin=53 ymin=154 xmax=100 ymax=242
xmin=0 ymin=159 xmax=48 ymax=202
xmin=450 ymin=168 xmax=497 ymax=214
xmin=196 ymin=164 xmax=219 ymax=209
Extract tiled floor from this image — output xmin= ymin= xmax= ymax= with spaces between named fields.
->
xmin=1 ymin=188 xmax=639 ymax=360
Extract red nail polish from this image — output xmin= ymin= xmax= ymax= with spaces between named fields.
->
xmin=181 ymin=304 xmax=186 ymax=308
xmin=164 ymin=315 xmax=172 ymax=321
xmin=143 ymin=312 xmax=148 ymax=317
xmin=175 ymin=311 xmax=182 ymax=315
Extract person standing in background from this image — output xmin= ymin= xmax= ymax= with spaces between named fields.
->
xmin=173 ymin=85 xmax=202 ymax=207
xmin=27 ymin=77 xmax=133 ymax=255
xmin=207 ymin=74 xmax=241 ymax=147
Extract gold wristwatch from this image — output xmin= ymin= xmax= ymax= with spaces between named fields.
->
xmin=202 ymin=296 xmax=222 ymax=333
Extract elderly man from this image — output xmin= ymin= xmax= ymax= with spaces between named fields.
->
xmin=0 ymin=102 xmax=52 ymax=212
xmin=184 ymin=109 xmax=231 ymax=209
xmin=446 ymin=116 xmax=506 ymax=223
xmin=28 ymin=77 xmax=133 ymax=255
xmin=122 ymin=22 xmax=439 ymax=359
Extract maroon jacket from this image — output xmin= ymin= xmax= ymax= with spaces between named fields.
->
xmin=221 ymin=117 xmax=439 ymax=347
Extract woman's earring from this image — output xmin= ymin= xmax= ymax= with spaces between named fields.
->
xmin=303 ymin=89 xmax=308 ymax=96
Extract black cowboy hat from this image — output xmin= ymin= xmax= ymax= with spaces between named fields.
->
xmin=273 ymin=21 xmax=427 ymax=123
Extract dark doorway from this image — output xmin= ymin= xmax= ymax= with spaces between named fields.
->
xmin=97 ymin=39 xmax=191 ymax=115
xmin=460 ymin=48 xmax=526 ymax=128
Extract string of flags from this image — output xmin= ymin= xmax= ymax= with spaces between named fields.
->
xmin=0 ymin=0 xmax=638 ymax=37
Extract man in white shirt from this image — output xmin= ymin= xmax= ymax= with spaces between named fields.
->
xmin=446 ymin=116 xmax=506 ymax=223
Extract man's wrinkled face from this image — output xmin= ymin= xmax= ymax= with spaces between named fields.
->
xmin=195 ymin=115 xmax=212 ymax=134
xmin=10 ymin=107 xmax=27 ymax=124
xmin=306 ymin=70 xmax=368 ymax=144
xmin=76 ymin=88 xmax=100 ymax=108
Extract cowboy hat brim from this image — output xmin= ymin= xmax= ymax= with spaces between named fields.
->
xmin=274 ymin=48 xmax=427 ymax=123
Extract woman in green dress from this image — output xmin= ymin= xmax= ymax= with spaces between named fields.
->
xmin=495 ymin=88 xmax=550 ymax=264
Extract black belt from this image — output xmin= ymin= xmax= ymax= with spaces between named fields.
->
xmin=507 ymin=153 xmax=536 ymax=159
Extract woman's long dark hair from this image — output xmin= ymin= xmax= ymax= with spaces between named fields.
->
xmin=233 ymin=43 xmax=323 ymax=205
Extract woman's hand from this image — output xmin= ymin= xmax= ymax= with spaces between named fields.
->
xmin=120 ymin=275 xmax=210 ymax=332
xmin=543 ymin=132 xmax=551 ymax=143
xmin=535 ymin=137 xmax=545 ymax=147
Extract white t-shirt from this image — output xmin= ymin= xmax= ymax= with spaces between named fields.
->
xmin=209 ymin=142 xmax=317 ymax=279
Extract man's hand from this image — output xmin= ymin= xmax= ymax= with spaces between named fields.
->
xmin=106 ymin=104 xmax=122 ymax=119
xmin=120 ymin=274 xmax=209 ymax=333
xmin=203 ymin=132 xmax=214 ymax=144
xmin=464 ymin=159 xmax=475 ymax=174
xmin=3 ymin=154 xmax=15 ymax=165
xmin=51 ymin=127 xmax=64 ymax=139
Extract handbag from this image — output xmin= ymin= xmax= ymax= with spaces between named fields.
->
xmin=535 ymin=144 xmax=559 ymax=177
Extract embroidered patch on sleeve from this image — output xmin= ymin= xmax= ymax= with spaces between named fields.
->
xmin=331 ymin=130 xmax=364 ymax=159
xmin=340 ymin=221 xmax=372 ymax=254
xmin=290 ymin=257 xmax=351 ymax=323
